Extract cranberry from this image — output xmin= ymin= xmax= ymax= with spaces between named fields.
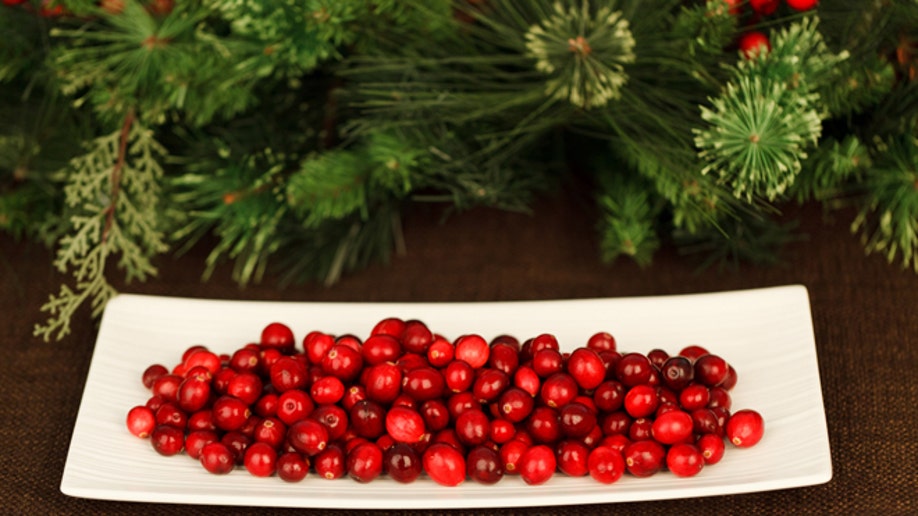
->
xmin=646 ymin=348 xmax=669 ymax=368
xmin=446 ymin=391 xmax=481 ymax=420
xmin=488 ymin=342 xmax=519 ymax=375
xmin=499 ymin=440 xmax=528 ymax=475
xmin=185 ymin=349 xmax=222 ymax=375
xmin=402 ymin=320 xmax=434 ymax=354
xmin=341 ymin=385 xmax=366 ymax=411
xmin=666 ymin=443 xmax=704 ymax=477
xmin=253 ymin=392 xmax=278 ymax=418
xmin=444 ymin=360 xmax=474 ymax=393
xmin=419 ymin=399 xmax=451 ymax=432
xmin=200 ymin=441 xmax=235 ymax=474
xmin=454 ymin=409 xmax=490 ymax=447
xmin=467 ymin=445 xmax=504 ymax=484
xmin=260 ymin=322 xmax=295 ymax=351
xmin=349 ymin=399 xmax=386 ymax=439
xmin=519 ymin=444 xmax=556 ymax=485
xmin=277 ymin=452 xmax=309 ymax=482
xmin=559 ymin=402 xmax=597 ymax=439
xmin=513 ymin=365 xmax=541 ymax=397
xmin=126 ymin=405 xmax=156 ymax=438
xmin=623 ymin=439 xmax=665 ymax=477
xmin=694 ymin=354 xmax=729 ymax=387
xmin=304 ymin=331 xmax=335 ymax=365
xmin=679 ymin=384 xmax=710 ymax=411
xmin=678 ymin=345 xmax=709 ymax=362
xmin=587 ymin=445 xmax=625 ymax=484
xmin=151 ymin=425 xmax=184 ymax=456
xmin=226 ymin=372 xmax=262 ymax=406
xmin=363 ymin=362 xmax=402 ymax=404
xmin=660 ymin=356 xmax=694 ymax=391
xmin=244 ymin=442 xmax=278 ymax=477
xmin=586 ymin=331 xmax=616 ymax=352
xmin=212 ymin=367 xmax=236 ymax=395
xmin=616 ymin=353 xmax=654 ymax=387
xmin=691 ymin=408 xmax=721 ymax=435
xmin=310 ymin=375 xmax=345 ymax=405
xmin=651 ymin=410 xmax=694 ymax=444
xmin=403 ymin=366 xmax=446 ymax=401
xmin=593 ymin=380 xmax=625 ymax=412
xmin=489 ymin=418 xmax=516 ymax=444
xmin=187 ymin=410 xmax=215 ymax=433
xmin=310 ymin=404 xmax=349 ymax=441
xmin=185 ymin=430 xmax=219 ymax=460
xmin=726 ymin=409 xmax=764 ymax=448
xmin=624 ymin=384 xmax=659 ymax=418
xmin=721 ymin=365 xmax=738 ymax=391
xmin=454 ymin=334 xmax=490 ymax=369
xmin=566 ymin=348 xmax=606 ymax=390
xmin=707 ymin=386 xmax=732 ymax=410
xmin=427 ymin=337 xmax=455 ymax=368
xmin=600 ymin=411 xmax=632 ymax=436
xmin=423 ymin=443 xmax=466 ymax=486
xmin=151 ymin=374 xmax=183 ymax=403
xmin=531 ymin=348 xmax=564 ymax=378
xmin=321 ymin=344 xmax=363 ymax=383
xmin=347 ymin=441 xmax=384 ymax=483
xmin=530 ymin=333 xmax=560 ymax=353
xmin=386 ymin=406 xmax=427 ymax=443
xmin=155 ymin=402 xmax=187 ymax=429
xmin=361 ymin=334 xmax=402 ymax=365
xmin=276 ymin=389 xmax=314 ymax=425
xmin=628 ymin=417 xmax=654 ymax=441
xmin=229 ymin=347 xmax=260 ymax=374
xmin=540 ymin=372 xmax=578 ymax=408
xmin=270 ymin=356 xmax=308 ymax=392
xmin=287 ymin=419 xmax=329 ymax=456
xmin=314 ymin=444 xmax=346 ymax=479
xmin=253 ymin=417 xmax=286 ymax=449
xmin=497 ymin=386 xmax=534 ymax=423
xmin=384 ymin=443 xmax=423 ymax=483
xmin=472 ymin=368 xmax=509 ymax=403
xmin=335 ymin=334 xmax=362 ymax=352
xmin=697 ymin=433 xmax=726 ymax=465
xmin=431 ymin=428 xmax=465 ymax=454
xmin=371 ymin=317 xmax=406 ymax=339
xmin=556 ymin=439 xmax=590 ymax=477
xmin=526 ymin=406 xmax=561 ymax=444
xmin=600 ymin=433 xmax=631 ymax=454
xmin=142 ymin=364 xmax=169 ymax=389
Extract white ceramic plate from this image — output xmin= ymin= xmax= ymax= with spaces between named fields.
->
xmin=60 ymin=285 xmax=831 ymax=509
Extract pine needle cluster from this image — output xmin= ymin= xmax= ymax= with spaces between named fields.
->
xmin=0 ymin=0 xmax=916 ymax=340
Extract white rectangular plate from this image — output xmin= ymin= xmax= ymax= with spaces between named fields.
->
xmin=61 ymin=285 xmax=831 ymax=509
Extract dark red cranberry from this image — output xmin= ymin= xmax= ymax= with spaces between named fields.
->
xmin=142 ymin=364 xmax=169 ymax=389
xmin=200 ymin=441 xmax=235 ymax=474
xmin=472 ymin=368 xmax=509 ymax=403
xmin=277 ymin=452 xmax=309 ymax=482
xmin=384 ymin=443 xmax=423 ymax=483
xmin=616 ymin=353 xmax=654 ymax=387
xmin=402 ymin=320 xmax=434 ymax=354
xmin=467 ymin=445 xmax=504 ymax=484
xmin=488 ymin=342 xmax=520 ymax=375
xmin=287 ymin=419 xmax=329 ymax=456
xmin=559 ymin=402 xmax=597 ymax=439
xmin=151 ymin=425 xmax=184 ymax=456
xmin=586 ymin=331 xmax=616 ymax=352
xmin=694 ymin=354 xmax=729 ymax=387
xmin=403 ymin=366 xmax=446 ymax=401
xmin=349 ymin=399 xmax=386 ymax=439
xmin=593 ymin=380 xmax=625 ymax=412
xmin=526 ymin=406 xmax=561 ymax=444
xmin=623 ymin=439 xmax=665 ymax=477
xmin=314 ymin=444 xmax=346 ymax=479
xmin=532 ymin=348 xmax=564 ymax=378
xmin=260 ymin=322 xmax=295 ymax=351
xmin=498 ymin=386 xmax=535 ymax=423
xmin=454 ymin=409 xmax=490 ymax=447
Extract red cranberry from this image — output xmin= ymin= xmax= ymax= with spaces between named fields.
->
xmin=310 ymin=404 xmax=349 ymax=441
xmin=498 ymin=387 xmax=535 ymax=423
xmin=314 ymin=444 xmax=346 ymax=479
xmin=142 ymin=364 xmax=169 ymax=389
xmin=567 ymin=347 xmax=606 ymax=390
xmin=277 ymin=452 xmax=309 ymax=482
xmin=467 ymin=445 xmax=504 ymax=484
xmin=260 ymin=322 xmax=295 ymax=351
xmin=321 ymin=344 xmax=363 ymax=383
xmin=698 ymin=433 xmax=726 ymax=465
xmin=287 ymin=419 xmax=329 ymax=456
xmin=347 ymin=441 xmax=384 ymax=483
xmin=666 ymin=443 xmax=704 ymax=477
xmin=187 ymin=410 xmax=216 ymax=433
xmin=519 ymin=444 xmax=556 ymax=485
xmin=556 ymin=439 xmax=590 ymax=477
xmin=691 ymin=408 xmax=721 ymax=436
xmin=446 ymin=391 xmax=481 ymax=420
xmin=226 ymin=372 xmax=262 ymax=406
xmin=126 ymin=405 xmax=156 ymax=438
xmin=628 ymin=417 xmax=654 ymax=442
xmin=559 ymin=402 xmax=597 ymax=439
xmin=270 ymin=356 xmax=307 ymax=392
xmin=427 ymin=337 xmax=454 ymax=368
xmin=349 ymin=399 xmax=386 ymax=439
xmin=532 ymin=348 xmax=564 ymax=378
xmin=660 ymin=356 xmax=694 ymax=391
xmin=454 ymin=409 xmax=490 ymax=447
xmin=276 ymin=389 xmax=314 ymax=425
xmin=678 ymin=345 xmax=709 ymax=362
xmin=499 ymin=440 xmax=528 ymax=475
xmin=185 ymin=349 xmax=222 ymax=375
xmin=489 ymin=418 xmax=516 ymax=444
xmin=600 ymin=411 xmax=632 ymax=436
xmin=184 ymin=430 xmax=219 ymax=460
xmin=403 ymin=366 xmax=446 ymax=401
xmin=363 ymin=362 xmax=403 ymax=404
xmin=444 ymin=360 xmax=474 ymax=393
xmin=419 ymin=399 xmax=450 ymax=432
xmin=530 ymin=333 xmax=560 ymax=353
xmin=361 ymin=334 xmax=401 ymax=365
xmin=253 ymin=392 xmax=278 ymax=418
xmin=726 ymin=409 xmax=764 ymax=448
xmin=526 ymin=406 xmax=561 ymax=444
xmin=244 ymin=442 xmax=278 ymax=477
xmin=694 ymin=354 xmax=729 ymax=387
xmin=200 ymin=441 xmax=235 ymax=474
xmin=707 ymin=386 xmax=732 ymax=410
xmin=586 ymin=331 xmax=616 ymax=352
xmin=384 ymin=443 xmax=423 ymax=483
xmin=472 ymin=368 xmax=509 ymax=403
xmin=513 ymin=365 xmax=541 ymax=397
xmin=423 ymin=443 xmax=466 ymax=486
xmin=371 ymin=317 xmax=406 ymax=339
xmin=624 ymin=384 xmax=659 ymax=418
xmin=454 ymin=334 xmax=490 ymax=369
xmin=229 ymin=347 xmax=260 ymax=374
xmin=386 ymin=406 xmax=427 ymax=443
xmin=587 ymin=445 xmax=625 ymax=484
xmin=623 ymin=439 xmax=665 ymax=477
xmin=616 ymin=353 xmax=654 ymax=387
xmin=303 ymin=331 xmax=335 ymax=365
xmin=310 ymin=375 xmax=345 ymax=405
xmin=253 ymin=417 xmax=286 ymax=449
xmin=402 ymin=320 xmax=434 ymax=354
xmin=646 ymin=348 xmax=669 ymax=368
xmin=593 ymin=380 xmax=625 ymax=412
xmin=488 ymin=342 xmax=519 ymax=374
xmin=155 ymin=402 xmax=187 ymax=429
xmin=540 ymin=372 xmax=578 ymax=408
xmin=651 ymin=410 xmax=694 ymax=444
xmin=151 ymin=425 xmax=184 ymax=456
xmin=151 ymin=374 xmax=183 ymax=403
xmin=679 ymin=383 xmax=710 ymax=411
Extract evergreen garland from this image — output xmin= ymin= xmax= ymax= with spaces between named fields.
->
xmin=0 ymin=0 xmax=916 ymax=340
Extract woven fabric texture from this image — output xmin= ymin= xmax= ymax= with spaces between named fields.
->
xmin=2 ymin=198 xmax=915 ymax=515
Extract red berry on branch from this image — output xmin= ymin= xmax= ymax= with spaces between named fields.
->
xmin=750 ymin=0 xmax=779 ymax=15
xmin=739 ymin=31 xmax=771 ymax=59
xmin=786 ymin=0 xmax=819 ymax=11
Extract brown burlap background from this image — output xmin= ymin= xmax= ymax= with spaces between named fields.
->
xmin=2 ymin=195 xmax=916 ymax=515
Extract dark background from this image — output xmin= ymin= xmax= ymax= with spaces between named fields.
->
xmin=2 ymin=194 xmax=915 ymax=515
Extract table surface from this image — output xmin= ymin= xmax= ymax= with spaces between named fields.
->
xmin=2 ymin=195 xmax=916 ymax=515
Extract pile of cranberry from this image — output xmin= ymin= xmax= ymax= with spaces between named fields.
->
xmin=126 ymin=318 xmax=765 ymax=486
